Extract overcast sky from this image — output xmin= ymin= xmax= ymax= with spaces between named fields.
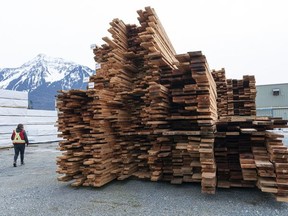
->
xmin=1 ymin=0 xmax=287 ymax=85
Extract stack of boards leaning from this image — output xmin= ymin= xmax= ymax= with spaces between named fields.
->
xmin=56 ymin=7 xmax=288 ymax=202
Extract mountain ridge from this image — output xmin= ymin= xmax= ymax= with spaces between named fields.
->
xmin=0 ymin=54 xmax=94 ymax=110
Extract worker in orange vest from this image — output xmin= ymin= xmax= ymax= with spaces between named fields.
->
xmin=11 ymin=124 xmax=29 ymax=167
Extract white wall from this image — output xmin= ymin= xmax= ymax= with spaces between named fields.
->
xmin=0 ymin=89 xmax=61 ymax=147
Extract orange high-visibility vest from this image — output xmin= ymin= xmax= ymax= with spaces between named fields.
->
xmin=12 ymin=130 xmax=26 ymax=144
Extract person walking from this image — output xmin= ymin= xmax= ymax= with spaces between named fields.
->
xmin=11 ymin=124 xmax=29 ymax=167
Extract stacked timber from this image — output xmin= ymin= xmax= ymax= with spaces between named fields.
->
xmin=83 ymin=89 xmax=118 ymax=187
xmin=190 ymin=52 xmax=217 ymax=194
xmin=211 ymin=69 xmax=228 ymax=117
xmin=265 ymin=131 xmax=288 ymax=202
xmin=215 ymin=117 xmax=255 ymax=188
xmin=161 ymin=51 xmax=218 ymax=193
xmin=214 ymin=116 xmax=288 ymax=201
xmin=227 ymin=76 xmax=256 ymax=116
xmin=56 ymin=6 xmax=288 ymax=202
xmin=212 ymin=70 xmax=256 ymax=117
xmin=146 ymin=83 xmax=171 ymax=181
xmin=56 ymin=89 xmax=120 ymax=187
xmin=56 ymin=90 xmax=93 ymax=184
xmin=163 ymin=54 xmax=202 ymax=185
xmin=136 ymin=7 xmax=177 ymax=182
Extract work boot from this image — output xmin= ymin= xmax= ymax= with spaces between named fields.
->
xmin=13 ymin=162 xmax=17 ymax=167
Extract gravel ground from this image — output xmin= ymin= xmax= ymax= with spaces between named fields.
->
xmin=0 ymin=143 xmax=288 ymax=216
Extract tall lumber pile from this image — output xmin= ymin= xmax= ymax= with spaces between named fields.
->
xmin=162 ymin=52 xmax=218 ymax=193
xmin=56 ymin=7 xmax=288 ymax=202
xmin=56 ymin=90 xmax=93 ymax=184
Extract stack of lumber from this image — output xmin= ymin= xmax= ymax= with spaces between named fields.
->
xmin=159 ymin=51 xmax=218 ymax=193
xmin=214 ymin=116 xmax=288 ymax=202
xmin=211 ymin=69 xmax=228 ymax=117
xmin=227 ymin=76 xmax=256 ymax=116
xmin=56 ymin=6 xmax=288 ymax=202
xmin=163 ymin=57 xmax=201 ymax=185
xmin=265 ymin=130 xmax=288 ymax=202
xmin=83 ymin=89 xmax=118 ymax=187
xmin=212 ymin=70 xmax=256 ymax=117
xmin=190 ymin=52 xmax=217 ymax=194
xmin=136 ymin=7 xmax=178 ymax=182
xmin=56 ymin=90 xmax=93 ymax=184
xmin=215 ymin=117 xmax=255 ymax=188
xmin=146 ymin=83 xmax=171 ymax=181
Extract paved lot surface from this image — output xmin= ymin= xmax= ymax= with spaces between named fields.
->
xmin=0 ymin=142 xmax=288 ymax=216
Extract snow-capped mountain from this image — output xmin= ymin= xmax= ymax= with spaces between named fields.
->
xmin=0 ymin=54 xmax=94 ymax=110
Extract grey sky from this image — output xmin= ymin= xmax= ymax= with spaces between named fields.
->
xmin=1 ymin=0 xmax=287 ymax=85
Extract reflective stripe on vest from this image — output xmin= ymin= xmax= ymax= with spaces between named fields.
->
xmin=13 ymin=130 xmax=25 ymax=144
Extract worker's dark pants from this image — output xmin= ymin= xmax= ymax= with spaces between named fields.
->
xmin=13 ymin=144 xmax=25 ymax=163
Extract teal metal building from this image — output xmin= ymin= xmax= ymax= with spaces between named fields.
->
xmin=256 ymin=83 xmax=288 ymax=120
